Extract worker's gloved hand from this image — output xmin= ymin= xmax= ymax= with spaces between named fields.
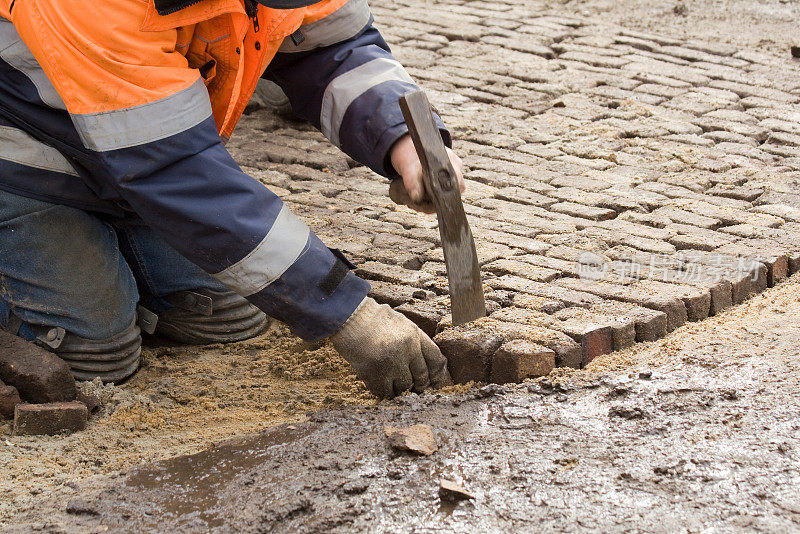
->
xmin=331 ymin=297 xmax=452 ymax=398
xmin=389 ymin=134 xmax=465 ymax=214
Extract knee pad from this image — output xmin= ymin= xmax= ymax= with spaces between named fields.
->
xmin=155 ymin=289 xmax=269 ymax=344
xmin=53 ymin=320 xmax=142 ymax=383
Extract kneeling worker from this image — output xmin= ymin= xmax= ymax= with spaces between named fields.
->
xmin=0 ymin=0 xmax=463 ymax=398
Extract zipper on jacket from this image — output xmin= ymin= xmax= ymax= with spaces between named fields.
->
xmin=154 ymin=0 xmax=205 ymax=16
xmin=244 ymin=0 xmax=260 ymax=32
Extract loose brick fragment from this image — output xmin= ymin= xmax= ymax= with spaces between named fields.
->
xmin=14 ymin=402 xmax=88 ymax=436
xmin=439 ymin=479 xmax=474 ymax=502
xmin=77 ymin=392 xmax=102 ymax=414
xmin=384 ymin=424 xmax=437 ymax=456
xmin=0 ymin=331 xmax=77 ymax=404
xmin=490 ymin=340 xmax=555 ymax=384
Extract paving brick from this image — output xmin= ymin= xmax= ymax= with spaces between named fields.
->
xmin=555 ymin=278 xmax=687 ymax=332
xmin=512 ymin=294 xmax=566 ymax=314
xmin=651 ymin=206 xmax=720 ymax=229
xmin=489 ymin=275 xmax=604 ymax=308
xmin=228 ymin=1 xmax=800 ymax=379
xmin=395 ymin=298 xmax=451 ymax=337
xmin=491 ymin=307 xmax=612 ymax=365
xmin=13 ymin=402 xmax=88 ymax=436
xmin=470 ymin=227 xmax=551 ymax=254
xmin=676 ymin=251 xmax=768 ymax=303
xmin=368 ymin=281 xmax=432 ymax=307
xmin=554 ymin=307 xmax=636 ymax=351
xmin=715 ymin=242 xmax=789 ymax=287
xmin=0 ymin=331 xmax=77 ymax=404
xmin=355 ymin=261 xmax=434 ymax=287
xmin=604 ymin=247 xmax=733 ymax=315
xmin=589 ymin=301 xmax=668 ymax=342
xmin=422 ymin=241 xmax=514 ymax=266
xmin=558 ymin=319 xmax=614 ymax=366
xmin=706 ymin=184 xmax=764 ymax=202
xmin=484 ymin=259 xmax=561 ymax=282
xmin=434 ymin=322 xmax=504 ymax=383
xmin=665 ymin=224 xmax=734 ymax=251
xmin=550 ymin=202 xmax=617 ymax=221
xmin=490 ymin=340 xmax=555 ymax=383
xmin=490 ymin=320 xmax=583 ymax=369
xmin=668 ymin=199 xmax=784 ymax=227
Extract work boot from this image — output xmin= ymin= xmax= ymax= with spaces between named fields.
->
xmin=156 ymin=289 xmax=270 ymax=344
xmin=52 ymin=319 xmax=142 ymax=383
xmin=252 ymin=79 xmax=293 ymax=116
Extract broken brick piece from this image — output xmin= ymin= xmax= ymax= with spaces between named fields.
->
xmin=77 ymin=392 xmax=102 ymax=414
xmin=384 ymin=424 xmax=437 ymax=456
xmin=0 ymin=331 xmax=77 ymax=404
xmin=490 ymin=340 xmax=554 ymax=384
xmin=0 ymin=379 xmax=21 ymax=419
xmin=439 ymin=479 xmax=474 ymax=502
xmin=434 ymin=323 xmax=504 ymax=384
xmin=13 ymin=402 xmax=88 ymax=436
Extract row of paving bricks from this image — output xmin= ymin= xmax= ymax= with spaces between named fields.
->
xmin=229 ymin=0 xmax=800 ymax=384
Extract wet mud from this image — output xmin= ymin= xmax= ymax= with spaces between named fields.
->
xmin=9 ymin=275 xmax=800 ymax=532
xmin=3 ymin=0 xmax=800 ymax=530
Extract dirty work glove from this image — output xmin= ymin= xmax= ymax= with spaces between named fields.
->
xmin=331 ymin=297 xmax=452 ymax=398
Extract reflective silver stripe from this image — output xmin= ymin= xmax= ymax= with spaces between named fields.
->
xmin=320 ymin=58 xmax=413 ymax=147
xmin=213 ymin=205 xmax=311 ymax=297
xmin=71 ymin=78 xmax=212 ymax=152
xmin=0 ymin=18 xmax=66 ymax=110
xmin=278 ymin=0 xmax=371 ymax=54
xmin=0 ymin=125 xmax=78 ymax=176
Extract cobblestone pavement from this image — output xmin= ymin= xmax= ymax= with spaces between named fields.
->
xmin=229 ymin=0 xmax=800 ymax=382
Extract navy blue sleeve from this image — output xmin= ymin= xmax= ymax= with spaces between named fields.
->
xmin=264 ymin=23 xmax=451 ymax=178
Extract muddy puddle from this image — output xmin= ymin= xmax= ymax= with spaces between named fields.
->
xmin=124 ymin=424 xmax=314 ymax=529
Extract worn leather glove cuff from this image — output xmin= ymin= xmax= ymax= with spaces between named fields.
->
xmin=330 ymin=296 xmax=377 ymax=350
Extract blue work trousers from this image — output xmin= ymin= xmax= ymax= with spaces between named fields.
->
xmin=0 ymin=189 xmax=227 ymax=341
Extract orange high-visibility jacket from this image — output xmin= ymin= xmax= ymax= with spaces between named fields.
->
xmin=0 ymin=0 xmax=449 ymax=339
